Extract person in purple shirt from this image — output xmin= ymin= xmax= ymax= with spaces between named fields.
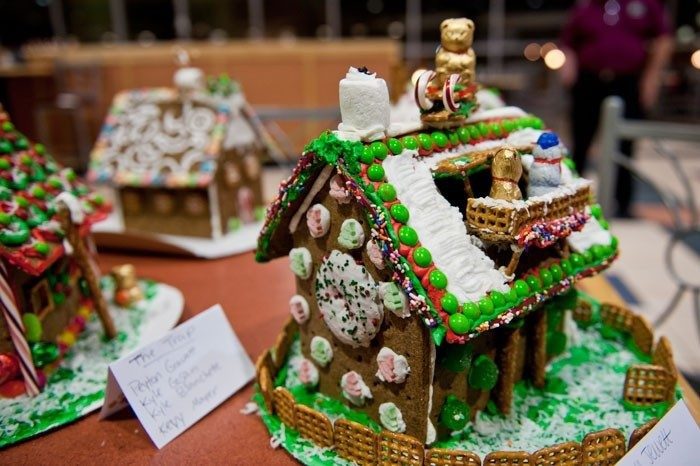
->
xmin=560 ymin=0 xmax=673 ymax=217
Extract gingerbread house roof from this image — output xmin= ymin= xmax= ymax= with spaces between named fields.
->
xmin=88 ymin=87 xmax=231 ymax=188
xmin=256 ymin=110 xmax=618 ymax=346
xmin=0 ymin=111 xmax=109 ymax=276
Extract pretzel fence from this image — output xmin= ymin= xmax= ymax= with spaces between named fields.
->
xmin=254 ymin=301 xmax=679 ymax=465
xmin=466 ymin=183 xmax=590 ymax=241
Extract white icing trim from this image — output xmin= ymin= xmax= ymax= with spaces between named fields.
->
xmin=426 ymin=339 xmax=436 ymax=444
xmin=383 ymin=153 xmax=510 ymax=302
xmin=54 ymin=192 xmax=85 ymax=224
xmin=289 ymin=165 xmax=334 ymax=234
xmin=207 ymin=183 xmax=222 ymax=239
xmin=465 ymin=106 xmax=527 ymax=123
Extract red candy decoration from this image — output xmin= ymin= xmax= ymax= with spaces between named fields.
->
xmin=0 ymin=379 xmax=26 ymax=398
xmin=0 ymin=353 xmax=20 ymax=385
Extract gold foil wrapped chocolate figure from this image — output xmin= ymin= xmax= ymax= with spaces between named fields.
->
xmin=111 ymin=264 xmax=143 ymax=307
xmin=490 ymin=147 xmax=523 ymax=201
xmin=414 ymin=17 xmax=479 ymax=128
xmin=434 ymin=18 xmax=476 ymax=88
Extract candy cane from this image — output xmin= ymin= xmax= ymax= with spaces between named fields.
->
xmin=0 ymin=263 xmax=40 ymax=396
xmin=414 ymin=70 xmax=435 ymax=111
xmin=442 ymin=74 xmax=461 ymax=113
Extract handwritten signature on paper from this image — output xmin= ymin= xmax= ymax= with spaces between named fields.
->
xmin=634 ymin=428 xmax=673 ymax=466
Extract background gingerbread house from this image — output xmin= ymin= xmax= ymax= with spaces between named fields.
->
xmin=88 ymin=68 xmax=278 ymax=239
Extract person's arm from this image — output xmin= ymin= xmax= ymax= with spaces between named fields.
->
xmin=639 ymin=35 xmax=673 ymax=110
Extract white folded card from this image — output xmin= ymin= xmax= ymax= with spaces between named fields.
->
xmin=100 ymin=304 xmax=255 ymax=448
xmin=618 ymin=399 xmax=700 ymax=466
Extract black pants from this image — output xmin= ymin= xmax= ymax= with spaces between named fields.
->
xmin=570 ymin=71 xmax=643 ymax=216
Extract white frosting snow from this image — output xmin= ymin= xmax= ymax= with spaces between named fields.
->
xmin=474 ymin=89 xmax=507 ymax=111
xmin=383 ymin=153 xmax=509 ymax=301
xmin=567 ymin=213 xmax=613 ymax=252
xmin=424 ymin=127 xmax=543 ymax=170
xmin=337 ymin=67 xmax=390 ymax=141
xmin=465 ymin=105 xmax=526 ymax=123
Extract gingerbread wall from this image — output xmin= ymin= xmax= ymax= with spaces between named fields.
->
xmin=290 ymin=181 xmax=434 ymax=442
xmin=215 ymin=144 xmax=264 ymax=233
xmin=120 ymin=187 xmax=214 ymax=238
xmin=430 ymin=308 xmax=547 ymax=440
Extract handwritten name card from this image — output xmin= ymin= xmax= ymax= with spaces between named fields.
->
xmin=618 ymin=399 xmax=700 ymax=466
xmin=100 ymin=304 xmax=255 ymax=448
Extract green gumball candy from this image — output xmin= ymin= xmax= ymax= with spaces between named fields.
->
xmin=462 ymin=302 xmax=481 ymax=319
xmin=22 ymin=313 xmax=43 ymax=342
xmin=440 ymin=394 xmax=469 ymax=430
xmin=449 ymin=313 xmax=471 ymax=335
xmin=539 ymin=269 xmax=553 ymax=288
xmin=441 ymin=293 xmax=459 ymax=314
xmin=514 ymin=279 xmax=530 ymax=297
xmin=469 ymin=355 xmax=499 ymax=391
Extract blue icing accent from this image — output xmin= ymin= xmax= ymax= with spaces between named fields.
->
xmin=536 ymin=132 xmax=559 ymax=150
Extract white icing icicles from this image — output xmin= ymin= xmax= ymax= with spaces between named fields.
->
xmin=340 ymin=371 xmax=372 ymax=406
xmin=315 ymin=250 xmax=383 ymax=347
xmin=337 ymin=67 xmax=391 ymax=141
xmin=289 ymin=295 xmax=310 ymax=324
xmin=306 ymin=204 xmax=331 ymax=238
xmin=376 ymin=347 xmax=410 ymax=383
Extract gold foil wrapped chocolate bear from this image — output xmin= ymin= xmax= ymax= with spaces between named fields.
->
xmin=434 ymin=18 xmax=476 ymax=87
xmin=490 ymin=147 xmax=523 ymax=201
xmin=111 ymin=264 xmax=144 ymax=307
xmin=414 ymin=18 xmax=479 ymax=128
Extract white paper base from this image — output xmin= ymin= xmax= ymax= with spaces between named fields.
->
xmin=92 ymin=212 xmax=262 ymax=258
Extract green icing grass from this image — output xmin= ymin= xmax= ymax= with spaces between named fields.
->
xmin=255 ymin=296 xmax=678 ymax=463
xmin=0 ymin=278 xmax=167 ymax=448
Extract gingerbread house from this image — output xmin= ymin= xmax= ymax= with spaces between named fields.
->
xmin=254 ymin=20 xmax=622 ymax=445
xmin=0 ymin=110 xmax=112 ymax=397
xmin=88 ymin=69 xmax=276 ymax=239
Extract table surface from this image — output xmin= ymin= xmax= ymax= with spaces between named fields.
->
xmin=2 ymin=251 xmax=698 ymax=464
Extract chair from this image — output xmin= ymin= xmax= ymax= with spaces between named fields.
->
xmin=597 ymin=96 xmax=700 ymax=350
